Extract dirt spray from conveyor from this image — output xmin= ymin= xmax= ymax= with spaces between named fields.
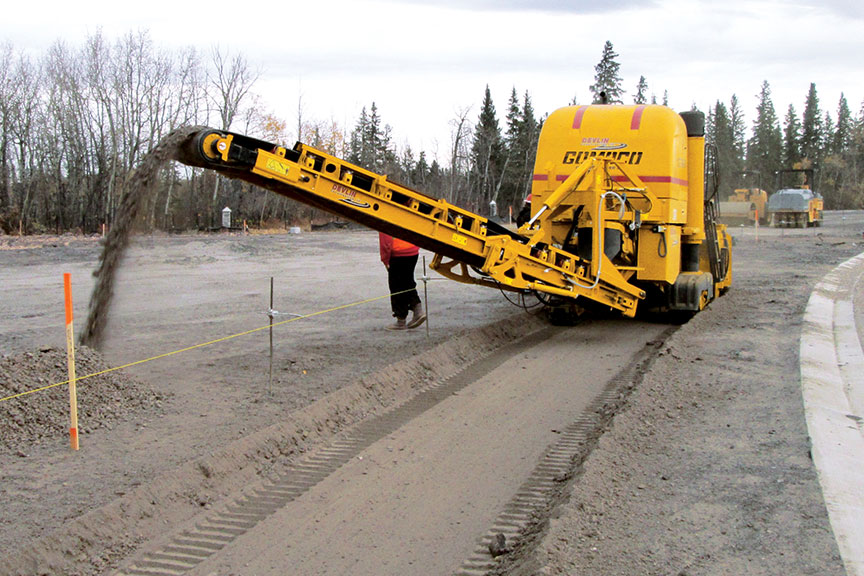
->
xmin=79 ymin=126 xmax=204 ymax=348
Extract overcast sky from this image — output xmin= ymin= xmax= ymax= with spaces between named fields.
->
xmin=2 ymin=0 xmax=861 ymax=162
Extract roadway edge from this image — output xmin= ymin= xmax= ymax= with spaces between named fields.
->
xmin=801 ymin=250 xmax=864 ymax=576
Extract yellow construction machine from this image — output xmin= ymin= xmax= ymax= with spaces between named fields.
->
xmin=769 ymin=169 xmax=823 ymax=228
xmin=175 ymin=104 xmax=731 ymax=321
xmin=720 ymin=189 xmax=769 ymax=225
xmin=718 ymin=171 xmax=768 ymax=226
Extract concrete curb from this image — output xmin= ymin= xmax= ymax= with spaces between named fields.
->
xmin=801 ymin=251 xmax=864 ymax=576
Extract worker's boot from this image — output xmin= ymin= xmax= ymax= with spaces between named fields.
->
xmin=387 ymin=317 xmax=407 ymax=331
xmin=407 ymin=303 xmax=426 ymax=329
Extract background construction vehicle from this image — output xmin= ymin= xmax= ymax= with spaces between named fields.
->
xmin=718 ymin=171 xmax=769 ymax=225
xmin=175 ymin=104 xmax=731 ymax=321
xmin=769 ymin=169 xmax=823 ymax=228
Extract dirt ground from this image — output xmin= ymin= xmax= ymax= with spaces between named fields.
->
xmin=515 ymin=212 xmax=864 ymax=575
xmin=1 ymin=212 xmax=863 ymax=575
xmin=0 ymin=227 xmax=522 ymax=561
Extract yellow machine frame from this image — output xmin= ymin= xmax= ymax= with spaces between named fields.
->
xmin=176 ymin=104 xmax=731 ymax=318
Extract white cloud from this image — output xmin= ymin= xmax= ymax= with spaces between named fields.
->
xmin=1 ymin=0 xmax=862 ymax=157
xmin=380 ymin=0 xmax=659 ymax=14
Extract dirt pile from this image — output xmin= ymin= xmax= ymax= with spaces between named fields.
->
xmin=80 ymin=126 xmax=203 ymax=348
xmin=0 ymin=347 xmax=166 ymax=451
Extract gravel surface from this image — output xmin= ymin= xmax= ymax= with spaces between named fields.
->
xmin=0 ymin=347 xmax=165 ymax=451
xmin=505 ymin=212 xmax=864 ymax=576
xmin=1 ymin=212 xmax=862 ymax=576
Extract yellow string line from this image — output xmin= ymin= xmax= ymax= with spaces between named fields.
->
xmin=0 ymin=288 xmax=414 ymax=404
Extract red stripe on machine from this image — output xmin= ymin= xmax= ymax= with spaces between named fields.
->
xmin=572 ymin=107 xmax=586 ymax=129
xmin=642 ymin=175 xmax=688 ymax=186
xmin=631 ymin=105 xmax=646 ymax=130
xmin=611 ymin=175 xmax=688 ymax=186
xmin=541 ymin=174 xmax=688 ymax=186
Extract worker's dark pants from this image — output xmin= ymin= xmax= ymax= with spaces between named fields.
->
xmin=387 ymin=255 xmax=421 ymax=319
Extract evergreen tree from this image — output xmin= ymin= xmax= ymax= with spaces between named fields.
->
xmin=347 ymin=106 xmax=369 ymax=167
xmin=707 ymin=101 xmax=737 ymax=198
xmin=400 ymin=145 xmax=416 ymax=185
xmin=426 ymin=158 xmax=444 ymax=199
xmin=662 ymin=90 xmax=668 ymax=106
xmin=746 ymin=81 xmax=783 ymax=187
xmin=367 ymin=103 xmax=392 ymax=172
xmin=504 ymin=88 xmax=523 ymax=148
xmin=501 ymin=88 xmax=523 ymax=209
xmin=822 ymin=112 xmax=835 ymax=155
xmin=347 ymin=102 xmax=396 ymax=173
xmin=706 ymin=105 xmax=717 ymax=140
xmin=469 ymin=85 xmax=503 ymax=211
xmin=846 ymin=100 xmax=864 ymax=207
xmin=800 ymin=82 xmax=822 ymax=166
xmin=500 ymin=88 xmax=541 ymax=212
xmin=634 ymin=76 xmax=648 ymax=104
xmin=729 ymin=95 xmax=747 ymax=165
xmin=589 ymin=41 xmax=624 ymax=104
xmin=783 ymin=104 xmax=801 ymax=167
xmin=832 ymin=93 xmax=852 ymax=155
xmin=412 ymin=150 xmax=430 ymax=188
xmin=516 ymin=90 xmax=540 ymax=202
xmin=820 ymin=110 xmax=841 ymax=206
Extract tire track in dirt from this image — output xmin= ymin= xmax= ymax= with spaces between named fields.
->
xmin=115 ymin=327 xmax=563 ymax=576
xmin=119 ymin=319 xmax=670 ymax=576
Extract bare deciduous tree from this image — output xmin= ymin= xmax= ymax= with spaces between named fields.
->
xmin=206 ymin=46 xmax=259 ymax=223
xmin=449 ymin=107 xmax=472 ymax=207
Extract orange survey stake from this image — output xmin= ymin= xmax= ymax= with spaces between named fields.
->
xmin=63 ymin=273 xmax=79 ymax=451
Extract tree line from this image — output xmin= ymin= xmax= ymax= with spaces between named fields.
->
xmin=707 ymin=80 xmax=863 ymax=208
xmin=0 ymin=31 xmax=295 ymax=235
xmin=1 ymin=35 xmax=862 ymax=236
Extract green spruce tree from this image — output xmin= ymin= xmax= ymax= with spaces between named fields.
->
xmin=348 ymin=102 xmax=396 ymax=174
xmin=783 ymin=104 xmax=802 ymax=167
xmin=832 ymin=93 xmax=852 ymax=155
xmin=707 ymin=101 xmax=737 ymax=198
xmin=800 ymin=83 xmax=823 ymax=166
xmin=499 ymin=88 xmax=523 ymax=212
xmin=634 ymin=76 xmax=648 ymax=104
xmin=746 ymin=81 xmax=783 ymax=188
xmin=412 ymin=150 xmax=430 ymax=188
xmin=348 ymin=106 xmax=370 ymax=167
xmin=515 ymin=91 xmax=540 ymax=203
xmin=729 ymin=95 xmax=747 ymax=167
xmin=589 ymin=41 xmax=624 ymax=104
xmin=823 ymin=112 xmax=835 ymax=156
xmin=470 ymin=85 xmax=503 ymax=212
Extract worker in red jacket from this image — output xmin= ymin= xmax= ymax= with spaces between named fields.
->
xmin=379 ymin=232 xmax=426 ymax=330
